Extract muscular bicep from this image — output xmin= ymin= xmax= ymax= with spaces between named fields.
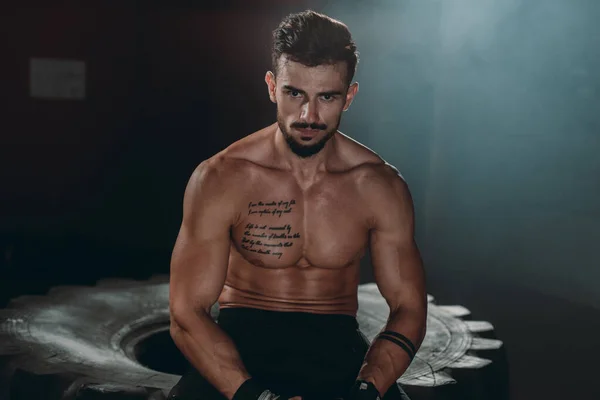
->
xmin=369 ymin=171 xmax=426 ymax=314
xmin=170 ymin=162 xmax=238 ymax=320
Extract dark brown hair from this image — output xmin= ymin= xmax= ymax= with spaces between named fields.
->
xmin=272 ymin=10 xmax=359 ymax=86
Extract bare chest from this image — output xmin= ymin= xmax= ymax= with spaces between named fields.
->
xmin=231 ymin=178 xmax=370 ymax=269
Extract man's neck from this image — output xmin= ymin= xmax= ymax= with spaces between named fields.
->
xmin=272 ymin=126 xmax=337 ymax=185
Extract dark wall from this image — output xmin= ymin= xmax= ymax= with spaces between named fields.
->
xmin=0 ymin=1 xmax=311 ymax=295
xmin=1 ymin=2 xmax=141 ymax=295
xmin=0 ymin=3 xmax=138 ymax=225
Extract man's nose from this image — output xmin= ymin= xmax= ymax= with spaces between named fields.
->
xmin=300 ymin=101 xmax=319 ymax=123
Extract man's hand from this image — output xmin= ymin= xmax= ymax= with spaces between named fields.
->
xmin=345 ymin=380 xmax=381 ymax=400
xmin=232 ymin=378 xmax=302 ymax=400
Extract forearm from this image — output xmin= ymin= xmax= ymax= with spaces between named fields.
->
xmin=171 ymin=311 xmax=251 ymax=400
xmin=357 ymin=308 xmax=426 ymax=395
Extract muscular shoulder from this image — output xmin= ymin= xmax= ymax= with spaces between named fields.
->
xmin=184 ymin=154 xmax=256 ymax=228
xmin=334 ymin=134 xmax=404 ymax=182
xmin=185 ymin=154 xmax=244 ymax=206
xmin=352 ymin=161 xmax=413 ymax=228
xmin=333 ymin=132 xmax=386 ymax=171
xmin=357 ymin=162 xmax=408 ymax=197
xmin=187 ymin=130 xmax=273 ymax=206
xmin=329 ymin=134 xmax=410 ymax=208
xmin=189 ymin=156 xmax=232 ymax=188
xmin=220 ymin=125 xmax=275 ymax=166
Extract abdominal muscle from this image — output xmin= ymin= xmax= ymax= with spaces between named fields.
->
xmin=218 ymin=262 xmax=361 ymax=316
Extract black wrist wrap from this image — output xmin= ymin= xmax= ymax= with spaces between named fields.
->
xmin=377 ymin=330 xmax=416 ymax=360
xmin=232 ymin=378 xmax=267 ymax=400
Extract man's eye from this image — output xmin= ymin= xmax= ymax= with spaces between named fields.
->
xmin=289 ymin=91 xmax=300 ymax=97
xmin=322 ymin=95 xmax=335 ymax=101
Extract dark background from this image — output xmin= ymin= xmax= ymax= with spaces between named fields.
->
xmin=1 ymin=1 xmax=599 ymax=399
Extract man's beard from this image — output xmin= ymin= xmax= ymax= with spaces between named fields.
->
xmin=277 ymin=112 xmax=339 ymax=158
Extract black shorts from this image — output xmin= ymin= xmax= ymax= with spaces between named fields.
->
xmin=167 ymin=307 xmax=410 ymax=400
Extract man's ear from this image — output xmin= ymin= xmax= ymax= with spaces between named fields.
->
xmin=343 ymin=82 xmax=359 ymax=111
xmin=265 ymin=71 xmax=277 ymax=103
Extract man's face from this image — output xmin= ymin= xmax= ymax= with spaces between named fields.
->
xmin=266 ymin=57 xmax=358 ymax=158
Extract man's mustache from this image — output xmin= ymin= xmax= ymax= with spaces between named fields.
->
xmin=291 ymin=122 xmax=327 ymax=130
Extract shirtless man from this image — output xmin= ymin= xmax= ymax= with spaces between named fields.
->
xmin=168 ymin=10 xmax=427 ymax=400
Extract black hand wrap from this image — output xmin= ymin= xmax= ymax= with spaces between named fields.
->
xmin=232 ymin=378 xmax=281 ymax=400
xmin=346 ymin=380 xmax=381 ymax=400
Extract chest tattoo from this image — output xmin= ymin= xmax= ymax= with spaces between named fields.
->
xmin=241 ymin=199 xmax=302 ymax=259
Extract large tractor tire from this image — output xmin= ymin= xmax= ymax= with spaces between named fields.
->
xmin=0 ymin=276 xmax=507 ymax=400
